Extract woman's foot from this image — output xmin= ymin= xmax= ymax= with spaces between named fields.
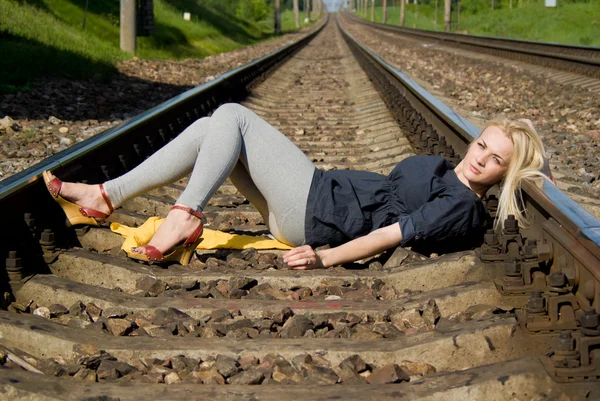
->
xmin=131 ymin=205 xmax=203 ymax=257
xmin=45 ymin=171 xmax=113 ymax=215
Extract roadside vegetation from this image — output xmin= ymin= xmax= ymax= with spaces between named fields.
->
xmin=0 ymin=0 xmax=318 ymax=93
xmin=354 ymin=0 xmax=599 ymax=46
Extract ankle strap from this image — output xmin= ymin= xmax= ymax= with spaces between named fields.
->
xmin=171 ymin=205 xmax=204 ymax=219
xmin=99 ymin=184 xmax=114 ymax=213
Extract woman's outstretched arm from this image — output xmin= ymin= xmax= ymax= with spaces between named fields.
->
xmin=283 ymin=224 xmax=403 ymax=270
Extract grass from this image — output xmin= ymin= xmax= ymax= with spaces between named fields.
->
xmin=354 ymin=1 xmax=600 ymax=46
xmin=356 ymin=4 xmax=440 ymax=31
xmin=0 ymin=0 xmax=319 ymax=93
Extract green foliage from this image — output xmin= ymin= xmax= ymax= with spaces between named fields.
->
xmin=460 ymin=0 xmax=490 ymax=15
xmin=356 ymin=3 xmax=439 ymax=30
xmin=237 ymin=0 xmax=270 ymax=21
xmin=456 ymin=1 xmax=600 ymax=45
xmin=0 ymin=0 xmax=317 ymax=93
xmin=355 ymin=1 xmax=600 ymax=45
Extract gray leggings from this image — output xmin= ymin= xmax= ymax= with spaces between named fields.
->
xmin=104 ymin=103 xmax=316 ymax=246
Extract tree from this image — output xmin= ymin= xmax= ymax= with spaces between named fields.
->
xmin=294 ymin=0 xmax=300 ymax=28
xmin=400 ymin=0 xmax=406 ymax=25
xmin=275 ymin=0 xmax=281 ymax=34
xmin=444 ymin=0 xmax=451 ymax=30
xmin=383 ymin=0 xmax=388 ymax=23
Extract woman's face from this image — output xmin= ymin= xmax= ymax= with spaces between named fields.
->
xmin=462 ymin=126 xmax=514 ymax=187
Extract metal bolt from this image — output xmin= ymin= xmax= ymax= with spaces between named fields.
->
xmin=548 ymin=271 xmax=566 ymax=288
xmin=486 ymin=195 xmax=499 ymax=210
xmin=556 ymin=331 xmax=575 ymax=352
xmin=484 ymin=229 xmax=499 ymax=246
xmin=101 ymin=165 xmax=111 ymax=180
xmin=523 ymin=239 xmax=538 ymax=258
xmin=40 ymin=229 xmax=55 ymax=244
xmin=6 ymin=251 xmax=23 ymax=282
xmin=5 ymin=251 xmax=22 ymax=272
xmin=39 ymin=229 xmax=58 ymax=264
xmin=552 ymin=330 xmax=580 ymax=368
xmin=133 ymin=143 xmax=144 ymax=159
xmin=580 ymin=307 xmax=600 ymax=329
xmin=425 ymin=125 xmax=434 ymax=136
xmin=118 ymin=154 xmax=129 ymax=171
xmin=158 ymin=128 xmax=167 ymax=143
xmin=505 ymin=260 xmax=522 ymax=277
xmin=145 ymin=135 xmax=155 ymax=151
xmin=24 ymin=213 xmax=36 ymax=234
xmin=527 ymin=290 xmax=545 ymax=313
xmin=503 ymin=215 xmax=519 ymax=234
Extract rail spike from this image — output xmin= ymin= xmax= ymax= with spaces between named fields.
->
xmin=480 ymin=215 xmax=553 ymax=295
xmin=542 ymin=311 xmax=600 ymax=382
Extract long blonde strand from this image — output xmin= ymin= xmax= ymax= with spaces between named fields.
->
xmin=487 ymin=118 xmax=548 ymax=231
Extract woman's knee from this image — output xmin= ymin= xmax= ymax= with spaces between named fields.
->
xmin=213 ymin=103 xmax=247 ymax=120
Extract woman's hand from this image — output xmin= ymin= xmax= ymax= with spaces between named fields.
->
xmin=283 ymin=245 xmax=325 ymax=270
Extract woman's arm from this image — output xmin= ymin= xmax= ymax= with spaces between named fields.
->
xmin=283 ymin=223 xmax=403 ymax=270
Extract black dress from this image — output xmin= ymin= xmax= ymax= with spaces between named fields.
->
xmin=303 ymin=155 xmax=491 ymax=254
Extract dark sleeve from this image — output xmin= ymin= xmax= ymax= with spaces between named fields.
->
xmin=398 ymin=194 xmax=480 ymax=247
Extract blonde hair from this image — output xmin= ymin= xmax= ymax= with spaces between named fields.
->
xmin=483 ymin=117 xmax=549 ymax=231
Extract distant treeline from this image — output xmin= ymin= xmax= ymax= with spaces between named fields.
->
xmin=367 ymin=0 xmax=595 ymax=15
xmin=202 ymin=0 xmax=311 ymax=23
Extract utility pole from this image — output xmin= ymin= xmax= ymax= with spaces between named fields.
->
xmin=370 ymin=0 xmax=374 ymax=21
xmin=444 ymin=0 xmax=451 ymax=31
xmin=294 ymin=0 xmax=300 ymax=28
xmin=400 ymin=0 xmax=405 ymax=26
xmin=415 ymin=0 xmax=418 ymax=25
xmin=274 ymin=0 xmax=281 ymax=34
xmin=120 ymin=0 xmax=136 ymax=53
xmin=383 ymin=0 xmax=388 ymax=23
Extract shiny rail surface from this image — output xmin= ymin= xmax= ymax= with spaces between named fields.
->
xmin=345 ymin=12 xmax=600 ymax=79
xmin=0 ymin=14 xmax=598 ymax=400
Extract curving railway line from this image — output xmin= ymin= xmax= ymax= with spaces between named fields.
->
xmin=0 ymin=15 xmax=599 ymax=400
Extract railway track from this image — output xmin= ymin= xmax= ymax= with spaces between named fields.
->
xmin=340 ymin=13 xmax=600 ymax=221
xmin=345 ymin=12 xmax=600 ymax=81
xmin=0 ymin=15 xmax=599 ymax=400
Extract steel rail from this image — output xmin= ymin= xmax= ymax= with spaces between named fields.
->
xmin=335 ymin=15 xmax=600 ymax=258
xmin=0 ymin=18 xmax=328 ymax=202
xmin=343 ymin=12 xmax=600 ymax=73
xmin=0 ymin=17 xmax=328 ymax=286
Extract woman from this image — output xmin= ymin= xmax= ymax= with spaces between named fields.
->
xmin=43 ymin=103 xmax=550 ymax=268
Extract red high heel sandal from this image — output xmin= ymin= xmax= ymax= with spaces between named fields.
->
xmin=127 ymin=205 xmax=204 ymax=265
xmin=43 ymin=170 xmax=114 ymax=227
